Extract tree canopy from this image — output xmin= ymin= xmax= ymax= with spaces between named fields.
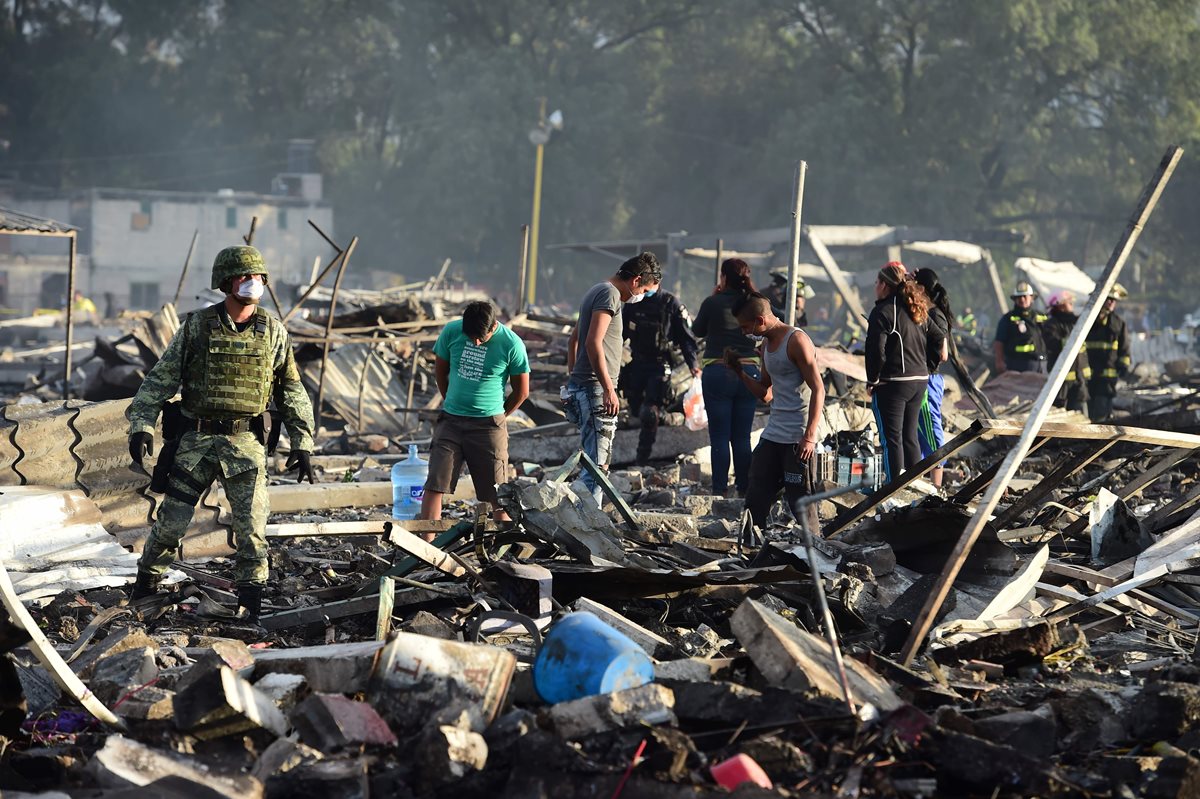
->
xmin=3 ymin=0 xmax=1200 ymax=309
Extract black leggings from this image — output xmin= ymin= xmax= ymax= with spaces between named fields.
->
xmin=872 ymin=381 xmax=927 ymax=483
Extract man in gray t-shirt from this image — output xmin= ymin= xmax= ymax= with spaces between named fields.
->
xmin=565 ymin=252 xmax=663 ymax=502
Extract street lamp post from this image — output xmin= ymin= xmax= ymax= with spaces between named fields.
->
xmin=526 ymin=99 xmax=563 ymax=308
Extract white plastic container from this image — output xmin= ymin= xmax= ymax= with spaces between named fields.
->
xmin=390 ymin=444 xmax=428 ymax=520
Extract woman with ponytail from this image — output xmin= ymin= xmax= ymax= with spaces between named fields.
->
xmin=865 ymin=262 xmax=946 ymax=483
xmin=913 ymin=268 xmax=952 ymax=488
xmin=692 ymin=259 xmax=761 ymax=497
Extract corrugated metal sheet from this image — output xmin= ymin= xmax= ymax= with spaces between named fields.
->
xmin=0 ymin=205 xmax=75 ymax=235
xmin=301 ymin=344 xmax=411 ymax=435
xmin=4 ymin=401 xmax=79 ymax=487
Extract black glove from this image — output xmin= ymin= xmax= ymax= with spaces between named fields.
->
xmin=129 ymin=432 xmax=154 ymax=467
xmin=285 ymin=450 xmax=315 ymax=484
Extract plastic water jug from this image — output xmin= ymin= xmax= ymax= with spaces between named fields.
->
xmin=390 ymin=444 xmax=428 ymax=520
xmin=532 ymin=611 xmax=654 ymax=704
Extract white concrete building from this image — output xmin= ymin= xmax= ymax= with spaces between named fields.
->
xmin=0 ymin=146 xmax=334 ymax=315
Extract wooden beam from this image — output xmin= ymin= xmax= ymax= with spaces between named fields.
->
xmin=900 ymin=146 xmax=1185 ymax=665
xmin=387 ymin=524 xmax=467 ymax=577
xmin=1062 ymin=447 xmax=1196 ymax=538
xmin=807 ymin=231 xmax=868 ymax=324
xmin=992 ymin=440 xmax=1117 ymax=529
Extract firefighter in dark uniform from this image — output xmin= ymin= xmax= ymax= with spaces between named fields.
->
xmin=1085 ymin=283 xmax=1131 ymax=422
xmin=620 ymin=282 xmax=700 ymax=464
xmin=763 ymin=269 xmax=813 ymax=328
xmin=1041 ymin=291 xmax=1090 ymax=412
xmin=993 ymin=282 xmax=1049 ymax=374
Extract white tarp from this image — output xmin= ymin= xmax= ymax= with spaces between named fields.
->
xmin=1014 ymin=257 xmax=1095 ymax=305
xmin=903 ymin=240 xmax=986 ymax=265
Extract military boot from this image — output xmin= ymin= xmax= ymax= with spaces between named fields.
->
xmin=129 ymin=570 xmax=161 ymax=601
xmin=236 ymin=584 xmax=263 ymax=625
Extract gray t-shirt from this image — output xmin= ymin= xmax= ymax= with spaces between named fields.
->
xmin=569 ymin=282 xmax=623 ymax=387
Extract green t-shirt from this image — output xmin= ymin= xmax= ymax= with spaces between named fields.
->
xmin=434 ymin=320 xmax=530 ymax=417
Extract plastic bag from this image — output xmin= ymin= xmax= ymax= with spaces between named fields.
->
xmin=683 ymin=379 xmax=707 ymax=431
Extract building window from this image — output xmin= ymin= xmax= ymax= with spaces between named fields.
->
xmin=278 ymin=209 xmax=288 ymax=230
xmin=131 ymin=200 xmax=152 ymax=231
xmin=226 ymin=207 xmax=237 ymax=228
xmin=130 ymin=282 xmax=160 ymax=310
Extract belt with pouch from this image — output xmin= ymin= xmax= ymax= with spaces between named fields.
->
xmin=184 ymin=415 xmax=261 ymax=435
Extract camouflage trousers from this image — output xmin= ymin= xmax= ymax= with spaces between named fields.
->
xmin=138 ymin=430 xmax=269 ymax=585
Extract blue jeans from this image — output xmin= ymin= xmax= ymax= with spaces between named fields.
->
xmin=563 ymin=383 xmax=618 ymax=502
xmin=701 ymin=363 xmax=760 ymax=495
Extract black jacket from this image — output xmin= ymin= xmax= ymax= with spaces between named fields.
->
xmin=692 ymin=290 xmax=759 ymax=360
xmin=1086 ymin=311 xmax=1130 ymax=383
xmin=1042 ymin=309 xmax=1091 ymax=385
xmin=622 ymin=290 xmax=700 ymax=370
xmin=865 ymin=295 xmax=944 ymax=386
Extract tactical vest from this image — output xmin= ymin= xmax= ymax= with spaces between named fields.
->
xmin=1002 ymin=308 xmax=1047 ymax=360
xmin=627 ymin=297 xmax=673 ymax=363
xmin=182 ymin=304 xmax=274 ymax=418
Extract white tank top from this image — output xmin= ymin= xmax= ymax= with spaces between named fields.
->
xmin=760 ymin=328 xmax=811 ymax=444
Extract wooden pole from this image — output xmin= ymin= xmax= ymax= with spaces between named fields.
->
xmin=314 ymin=236 xmax=358 ymax=433
xmin=284 ymin=249 xmax=347 ymax=322
xmin=981 ymin=250 xmax=1008 ymax=319
xmin=714 ymin=238 xmax=723 ymax=285
xmin=899 ymin=145 xmax=1185 ymax=666
xmin=63 ymin=232 xmax=77 ymax=399
xmin=786 ymin=161 xmax=808 ymax=328
xmin=172 ymin=229 xmax=199 ymax=307
xmin=517 ymin=224 xmax=530 ymax=315
xmin=808 ymin=231 xmax=868 ymax=324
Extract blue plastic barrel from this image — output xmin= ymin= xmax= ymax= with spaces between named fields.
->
xmin=391 ymin=444 xmax=428 ymax=520
xmin=533 ymin=611 xmax=655 ymax=704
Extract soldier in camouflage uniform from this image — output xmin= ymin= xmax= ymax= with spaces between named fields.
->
xmin=126 ymin=245 xmax=315 ymax=623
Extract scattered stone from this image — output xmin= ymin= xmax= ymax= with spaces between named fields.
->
xmin=414 ymin=720 xmax=489 ymax=792
xmin=841 ymin=542 xmax=897 ymax=576
xmin=90 ymin=647 xmax=158 ymax=706
xmin=1132 ymin=682 xmax=1200 ymax=739
xmin=90 ymin=735 xmax=263 ymax=798
xmin=544 ymin=683 xmax=676 ymax=739
xmin=292 ymin=693 xmax=398 ymax=752
xmin=401 ymin=611 xmax=459 ymax=641
xmin=119 ymin=685 xmax=175 ymax=721
xmin=973 ymin=706 xmax=1056 ymax=759
xmin=173 ymin=665 xmax=289 ymax=740
xmin=252 ymin=673 xmax=308 ymax=712
xmin=72 ymin=626 xmax=159 ymax=680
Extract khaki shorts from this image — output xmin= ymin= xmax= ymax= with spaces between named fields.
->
xmin=425 ymin=412 xmax=509 ymax=502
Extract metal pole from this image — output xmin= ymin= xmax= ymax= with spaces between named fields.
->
xmin=899 ymin=145 xmax=1184 ymax=666
xmin=792 ymin=479 xmax=867 ymax=714
xmin=517 ymin=224 xmax=530 ymax=315
xmin=314 ymin=237 xmax=358 ymax=433
xmin=786 ymin=161 xmax=807 ymax=328
xmin=528 ymin=143 xmax=545 ymax=308
xmin=714 ymin=238 xmax=723 ymax=285
xmin=172 ymin=229 xmax=199 ymax=307
xmin=63 ymin=232 xmax=77 ymax=399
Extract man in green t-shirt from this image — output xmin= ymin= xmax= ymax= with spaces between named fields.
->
xmin=420 ymin=301 xmax=530 ymax=529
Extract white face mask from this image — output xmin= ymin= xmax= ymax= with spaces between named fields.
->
xmin=748 ymin=334 xmax=765 ymax=344
xmin=626 ymin=292 xmax=646 ymax=304
xmin=235 ymin=276 xmax=265 ymax=301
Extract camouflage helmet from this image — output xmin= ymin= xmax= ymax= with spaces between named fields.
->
xmin=1108 ymin=283 xmax=1129 ymax=301
xmin=1011 ymin=281 xmax=1035 ymax=298
xmin=211 ymin=245 xmax=269 ymax=290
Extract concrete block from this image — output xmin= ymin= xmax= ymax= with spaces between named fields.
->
xmin=72 ymin=626 xmax=158 ymax=679
xmin=611 ymin=469 xmax=645 ymax=492
xmin=974 ymin=706 xmax=1057 ymax=759
xmin=484 ymin=561 xmax=554 ymax=622
xmin=572 ymin=597 xmax=674 ymax=658
xmin=401 ymin=610 xmax=459 ymax=641
xmin=90 ymin=647 xmax=158 ymax=706
xmin=544 ymin=683 xmax=676 ymax=739
xmin=730 ymin=598 xmax=902 ymax=712
xmin=253 ymin=641 xmax=385 ymax=693
xmin=173 ymin=665 xmax=289 ymax=741
xmin=265 ymin=759 xmax=368 ymax=799
xmin=292 ymin=693 xmax=397 ymax=752
xmin=251 ymin=736 xmax=324 ymax=784
xmin=90 ymin=735 xmax=263 ymax=798
xmin=636 ymin=511 xmax=698 ymax=540
xmin=252 ymin=672 xmax=307 ymax=712
xmin=681 ymin=494 xmax=716 ymax=516
xmin=1132 ymin=682 xmax=1200 ymax=739
xmin=118 ymin=685 xmax=175 ymax=721
xmin=414 ymin=722 xmax=489 ymax=791
xmin=175 ymin=639 xmax=255 ymax=694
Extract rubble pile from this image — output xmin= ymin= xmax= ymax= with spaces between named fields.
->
xmin=5 ymin=422 xmax=1200 ymax=797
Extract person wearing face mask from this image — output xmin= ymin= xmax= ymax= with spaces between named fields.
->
xmin=125 ymin=246 xmax=315 ymax=627
xmin=620 ymin=279 xmax=700 ymax=464
xmin=726 ymin=292 xmax=826 ymax=533
xmin=565 ymin=252 xmax=662 ymax=503
xmin=865 ymin=262 xmax=944 ymax=484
